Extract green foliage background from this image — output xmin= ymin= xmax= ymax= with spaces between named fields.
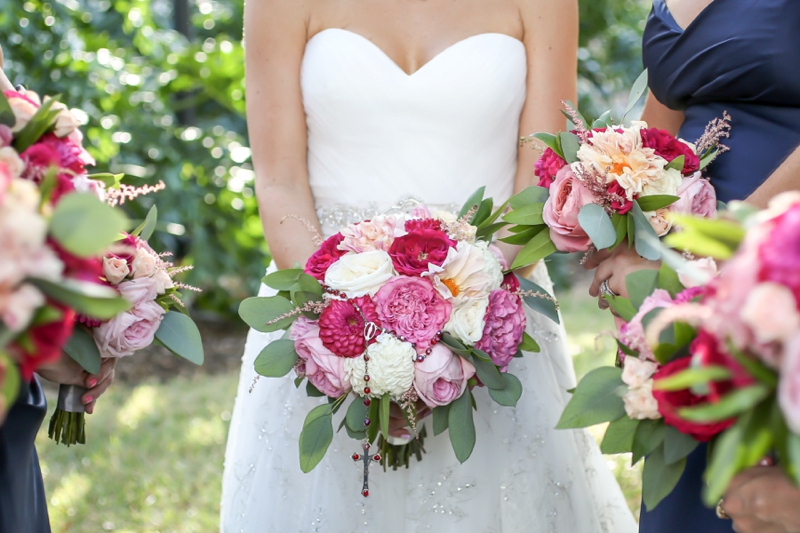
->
xmin=1 ymin=0 xmax=650 ymax=317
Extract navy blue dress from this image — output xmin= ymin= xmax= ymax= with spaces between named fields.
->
xmin=641 ymin=0 xmax=800 ymax=531
xmin=0 ymin=379 xmax=51 ymax=533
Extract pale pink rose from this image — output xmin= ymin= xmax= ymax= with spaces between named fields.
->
xmin=741 ymin=282 xmax=800 ymax=345
xmin=623 ymin=380 xmax=661 ymax=420
xmin=671 ymin=173 xmax=717 ymax=218
xmin=622 ymin=357 xmax=659 ymax=389
xmin=93 ymin=300 xmax=165 ymax=358
xmin=0 ymin=162 xmax=11 ymax=203
xmin=411 ymin=205 xmax=433 ymax=219
xmin=779 ymin=334 xmax=800 ymax=434
xmin=414 ymin=344 xmax=476 ymax=408
xmin=7 ymin=93 xmax=39 ymax=133
xmin=117 ymin=277 xmax=159 ymax=305
xmin=52 ymin=105 xmax=81 ymax=138
xmin=0 ymin=148 xmax=25 ymax=180
xmin=131 ymin=247 xmax=158 ymax=278
xmin=339 ymin=215 xmax=402 ymax=253
xmin=648 ymin=208 xmax=673 ymax=236
xmin=290 ymin=317 xmax=351 ymax=397
xmin=152 ymin=269 xmax=174 ymax=294
xmin=542 ymin=166 xmax=595 ymax=252
xmin=0 ymin=284 xmax=45 ymax=332
xmin=67 ymin=129 xmax=96 ymax=167
xmin=103 ymin=256 xmax=130 ymax=285
xmin=619 ymin=289 xmax=677 ymax=360
xmin=676 ymin=257 xmax=718 ymax=288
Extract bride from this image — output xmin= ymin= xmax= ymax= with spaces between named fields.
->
xmin=221 ymin=0 xmax=637 ymax=531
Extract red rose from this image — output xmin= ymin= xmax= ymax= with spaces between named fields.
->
xmin=641 ymin=128 xmax=700 ymax=175
xmin=652 ymin=357 xmax=734 ymax=441
xmin=534 ymin=148 xmax=567 ymax=188
xmin=607 ymin=181 xmax=634 ymax=214
xmin=40 ymin=133 xmax=86 ymax=175
xmin=20 ymin=143 xmax=61 ymax=184
xmin=388 ymin=229 xmax=455 ymax=276
xmin=404 ymin=218 xmax=443 ymax=233
xmin=304 ymin=233 xmax=346 ymax=281
xmin=691 ymin=330 xmax=756 ymax=402
xmin=15 ymin=304 xmax=76 ymax=380
xmin=318 ymin=297 xmax=380 ymax=357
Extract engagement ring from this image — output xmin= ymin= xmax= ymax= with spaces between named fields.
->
xmin=600 ymin=279 xmax=617 ymax=298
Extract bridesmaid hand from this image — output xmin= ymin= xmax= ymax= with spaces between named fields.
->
xmin=388 ymin=401 xmax=431 ymax=439
xmin=35 ymin=357 xmax=117 ymax=415
xmin=722 ymin=465 xmax=800 ymax=533
xmin=584 ymin=245 xmax=661 ymax=309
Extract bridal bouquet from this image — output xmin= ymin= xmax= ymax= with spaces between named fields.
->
xmin=558 ymin=192 xmax=800 ymax=510
xmin=502 ymin=71 xmax=728 ymax=270
xmin=239 ymin=189 xmax=557 ymax=496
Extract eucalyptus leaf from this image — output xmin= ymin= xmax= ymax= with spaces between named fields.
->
xmin=131 ymin=205 xmax=158 ymax=241
xmin=63 ymin=326 xmax=102 ymax=374
xmin=613 ymin=213 xmax=628 ymax=247
xmin=578 ymin=203 xmax=617 ymax=249
xmin=657 ymin=262 xmax=684 ymax=297
xmin=623 ymin=70 xmax=649 ymax=120
xmin=306 ymin=381 xmax=325 ymax=397
xmin=433 ymin=404 xmax=450 ymax=436
xmin=262 ymin=269 xmax=306 ymax=291
xmin=448 ymin=390 xmax=476 ymax=463
xmin=632 ymin=419 xmax=667 ymax=466
xmin=50 ymin=193 xmax=129 ymax=258
xmin=556 ymin=367 xmax=626 ymax=429
xmin=604 ymin=295 xmax=637 ymax=322
xmin=516 ymin=275 xmax=560 ymax=324
xmin=155 ymin=311 xmax=204 ymax=365
xmin=625 ymin=268 xmax=659 ymax=310
xmin=631 ymin=201 xmax=662 ymax=260
xmin=601 ymin=416 xmax=640 ymax=454
xmin=238 ymin=296 xmax=297 ymax=332
xmin=471 ymin=354 xmax=505 ymax=390
xmin=510 ymin=230 xmax=557 ymax=269
xmin=642 ymin=443 xmax=686 ymax=511
xmin=253 ymin=339 xmax=298 ymax=378
xmin=558 ymin=132 xmax=582 ymax=164
xmin=488 ymin=373 xmax=523 ymax=407
xmin=439 ymin=333 xmax=471 ymax=356
xmin=298 ymin=404 xmax=334 ymax=473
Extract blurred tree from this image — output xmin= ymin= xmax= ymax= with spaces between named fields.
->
xmin=0 ymin=0 xmax=651 ymax=313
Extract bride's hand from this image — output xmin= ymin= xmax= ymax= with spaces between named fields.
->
xmin=388 ymin=400 xmax=431 ymax=439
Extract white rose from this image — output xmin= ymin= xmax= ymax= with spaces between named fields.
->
xmin=476 ymin=241 xmax=504 ymax=291
xmin=344 ymin=333 xmax=415 ymax=400
xmin=445 ymin=297 xmax=489 ymax=346
xmin=0 ymin=147 xmax=25 ymax=179
xmin=1 ymin=284 xmax=45 ymax=332
xmin=103 ymin=257 xmax=130 ymax=285
xmin=152 ymin=268 xmax=174 ymax=294
xmin=324 ymin=250 xmax=394 ymax=297
xmin=676 ymin=257 xmax=718 ymax=288
xmin=131 ymin=248 xmax=158 ymax=278
xmin=623 ymin=381 xmax=661 ymax=420
xmin=622 ymin=357 xmax=659 ymax=389
xmin=53 ymin=107 xmax=81 ymax=138
xmin=641 ymin=167 xmax=683 ymax=198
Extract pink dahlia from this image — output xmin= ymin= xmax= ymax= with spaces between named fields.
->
xmin=389 ymin=229 xmax=455 ymax=276
xmin=318 ymin=296 xmax=380 ymax=357
xmin=304 ymin=233 xmax=345 ymax=281
xmin=475 ymin=289 xmax=526 ymax=368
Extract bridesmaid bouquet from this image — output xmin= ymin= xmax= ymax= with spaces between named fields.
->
xmin=503 ymin=71 xmax=728 ymax=270
xmin=239 ymin=188 xmax=558 ymax=496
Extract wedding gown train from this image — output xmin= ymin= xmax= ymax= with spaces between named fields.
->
xmin=220 ymin=29 xmax=637 ymax=533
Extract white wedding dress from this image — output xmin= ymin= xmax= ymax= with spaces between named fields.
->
xmin=221 ymin=29 xmax=637 ymax=533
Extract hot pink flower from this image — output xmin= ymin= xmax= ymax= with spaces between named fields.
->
xmin=405 ymin=218 xmax=443 ymax=233
xmin=757 ymin=203 xmax=800 ymax=303
xmin=607 ymin=181 xmax=633 ymax=214
xmin=535 ymin=148 xmax=567 ymax=188
xmin=388 ymin=229 xmax=455 ymax=276
xmin=39 ymin=133 xmax=86 ymax=175
xmin=475 ymin=289 xmax=526 ymax=368
xmin=780 ymin=333 xmax=800 ymax=434
xmin=501 ymin=272 xmax=519 ymax=293
xmin=374 ymin=277 xmax=451 ymax=355
xmin=640 ymin=127 xmax=699 ymax=175
xmin=0 ymin=125 xmax=12 ymax=147
xmin=671 ymin=173 xmax=717 ymax=218
xmin=414 ymin=344 xmax=476 ymax=408
xmin=291 ymin=317 xmax=351 ymax=397
xmin=542 ymin=166 xmax=595 ymax=252
xmin=318 ymin=296 xmax=380 ymax=358
xmin=304 ymin=233 xmax=345 ymax=281
xmin=20 ymin=144 xmax=61 ymax=184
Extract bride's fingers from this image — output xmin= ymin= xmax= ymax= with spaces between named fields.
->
xmin=583 ymin=247 xmax=611 ymax=270
xmin=589 ymin=261 xmax=615 ymax=297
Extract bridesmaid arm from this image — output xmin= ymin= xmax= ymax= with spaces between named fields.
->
xmin=639 ymin=92 xmax=684 ymax=136
xmin=245 ymin=0 xmax=321 ymax=270
xmin=745 ymin=145 xmax=800 ymax=208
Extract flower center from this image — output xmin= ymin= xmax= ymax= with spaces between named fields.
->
xmin=609 ymin=158 xmax=629 ymax=175
xmin=418 ymin=251 xmax=429 ymax=261
xmin=347 ymin=316 xmax=360 ymax=327
xmin=442 ymin=278 xmax=460 ymax=297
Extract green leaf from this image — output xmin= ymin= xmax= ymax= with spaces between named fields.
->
xmin=238 ymin=296 xmax=297 ymax=333
xmin=471 ymin=197 xmax=493 ymax=226
xmin=0 ymin=352 xmax=20 ymax=415
xmin=516 ymin=275 xmax=560 ymax=324
xmin=785 ymin=432 xmax=800 ymax=486
xmin=657 ymin=262 xmax=684 ymax=297
xmin=510 ymin=230 xmax=557 ymax=269
xmin=578 ymin=203 xmax=617 ymax=249
xmin=633 ymin=419 xmax=667 ymax=465
xmin=471 ymin=348 xmax=492 ymax=362
xmin=253 ymin=339 xmax=298 ymax=378
xmin=154 ymin=311 xmax=204 ymax=365
xmin=508 ymin=186 xmax=550 ymax=209
xmin=623 ymin=70 xmax=649 ymax=119
xmin=617 ymin=339 xmax=639 ymax=358
xmin=12 ymin=95 xmax=61 ymax=152
xmin=642 ymin=442 xmax=686 ymax=511
xmin=498 ymin=225 xmax=545 ymax=245
xmin=665 ymin=232 xmax=734 ymax=260
xmin=601 ymin=416 xmax=640 ymax=454
xmin=306 ymin=381 xmax=325 ymax=397
xmin=654 ymin=365 xmax=732 ymax=392
xmin=678 ymin=384 xmax=772 ymax=422
xmin=378 ymin=393 xmax=391 ymax=439
xmin=131 ymin=205 xmax=158 ymax=241
xmin=459 ymin=187 xmax=486 ymax=218
xmin=562 ymin=100 xmax=588 ymax=131
xmin=519 ymin=331 xmax=540 ymax=352
xmin=477 ymin=198 xmax=510 ymax=230
xmin=439 ymin=333 xmax=471 ymax=356
xmin=433 ymin=404 xmax=450 ymax=436
xmin=613 ymin=213 xmax=628 ymax=247
xmin=503 ymin=203 xmax=544 ymax=226
xmin=668 ymin=215 xmax=746 ymax=247
xmin=0 ymin=91 xmax=15 ymax=127
xmin=627 ymin=212 xmax=636 ymax=248
xmin=367 ymin=396 xmax=380 ymax=443
xmin=29 ymin=278 xmax=130 ymax=319
xmin=556 ymin=366 xmax=626 ymax=429
xmin=558 ymin=132 xmax=582 ymax=164
xmin=636 ymin=195 xmax=680 ymax=212
xmin=470 ymin=353 xmax=505 ymax=390
xmin=664 ymin=155 xmax=685 ymax=172
xmin=488 ymin=372 xmax=523 ymax=407
xmin=448 ymin=390 xmax=476 ymax=463
xmin=727 ymin=343 xmax=779 ymax=388
xmin=298 ymin=404 xmax=334 ymax=473
xmin=50 ymin=193 xmax=129 ymax=258
xmin=262 ymin=269 xmax=305 ymax=291
xmin=345 ymin=396 xmax=368 ymax=432
xmin=604 ymin=295 xmax=638 ymax=322
xmin=631 ymin=201 xmax=662 ymax=260
xmin=88 ymin=173 xmax=125 ymax=189
xmin=702 ymin=416 xmax=746 ymax=506
xmin=63 ymin=326 xmax=102 ymax=374
xmin=592 ymin=110 xmax=613 ymax=129
xmin=530 ymin=132 xmax=564 ymax=159
xmin=475 ymin=222 xmax=508 ymax=241
xmin=625 ymin=268 xmax=660 ymax=310
xmin=699 ymin=148 xmax=719 ymax=170
xmin=663 ymin=425 xmax=700 ymax=465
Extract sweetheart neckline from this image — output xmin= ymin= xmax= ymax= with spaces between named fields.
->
xmin=306 ymin=28 xmax=524 ymax=77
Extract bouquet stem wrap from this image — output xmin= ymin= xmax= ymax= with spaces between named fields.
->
xmin=48 ymin=384 xmax=87 ymax=446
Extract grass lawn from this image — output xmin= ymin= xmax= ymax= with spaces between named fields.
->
xmin=36 ymin=288 xmax=642 ymax=532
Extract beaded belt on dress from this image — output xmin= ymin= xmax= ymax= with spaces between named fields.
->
xmin=316 ymin=195 xmax=460 ymax=234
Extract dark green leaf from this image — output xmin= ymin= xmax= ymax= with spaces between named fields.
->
xmin=503 ymin=203 xmax=544 ymax=226
xmin=306 ymin=381 xmax=325 ymax=397
xmin=601 ymin=416 xmax=640 ymax=454
xmin=253 ymin=339 xmax=298 ymax=378
xmin=345 ymin=396 xmax=368 ymax=432
xmin=633 ymin=419 xmax=667 ymax=465
xmin=519 ymin=331 xmax=540 ymax=353
xmin=50 ymin=193 xmax=129 ymax=258
xmin=131 ymin=205 xmax=158 ymax=241
xmin=631 ymin=201 xmax=662 ymax=260
xmin=448 ymin=390 xmax=476 ymax=463
xmin=433 ymin=404 xmax=450 ymax=436
xmin=642 ymin=442 xmax=686 ymax=511
xmin=508 ymin=186 xmax=550 ymax=209
xmin=155 ymin=311 xmax=204 ymax=365
xmin=475 ymin=222 xmax=508 ymax=241
xmin=556 ymin=367 xmax=626 ymax=429
xmin=470 ymin=354 xmax=506 ymax=390
xmin=262 ymin=269 xmax=306 ymax=291
xmin=559 ymin=132 xmax=582 ymax=164
xmin=657 ymin=262 xmax=684 ymax=297
xmin=63 ymin=326 xmax=102 ymax=374
xmin=679 ymin=384 xmax=772 ymax=422
xmin=625 ymin=268 xmax=659 ymax=310
xmin=510 ymin=230 xmax=557 ymax=269
xmin=12 ymin=95 xmax=61 ymax=152
xmin=663 ymin=426 xmax=700 ymax=465
xmin=624 ymin=70 xmax=649 ymax=119
xmin=238 ymin=296 xmax=297 ymax=332
xmin=459 ymin=187 xmax=486 ymax=218
xmin=488 ymin=372 xmax=523 ymax=407
xmin=29 ymin=278 xmax=129 ymax=319
xmin=578 ymin=203 xmax=617 ymax=249
xmin=471 ymin=197 xmax=493 ymax=226
xmin=379 ymin=393 xmax=391 ymax=439
xmin=298 ymin=404 xmax=334 ymax=473
xmin=516 ymin=275 xmax=560 ymax=324
xmin=636 ymin=195 xmax=680 ymax=212
xmin=499 ymin=225 xmax=545 ymax=245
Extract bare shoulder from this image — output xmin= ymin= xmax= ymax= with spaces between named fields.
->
xmin=244 ymin=0 xmax=311 ymax=42
xmin=515 ymin=0 xmax=578 ymax=44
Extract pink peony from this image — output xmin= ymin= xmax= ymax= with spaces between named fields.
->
xmin=779 ymin=333 xmax=800 ymax=434
xmin=640 ymin=128 xmax=700 ymax=175
xmin=291 ymin=317 xmax=351 ymax=397
xmin=542 ymin=166 xmax=595 ymax=252
xmin=388 ymin=229 xmax=455 ymax=276
xmin=117 ymin=277 xmax=160 ymax=305
xmin=671 ymin=173 xmax=717 ymax=218
xmin=318 ymin=296 xmax=380 ymax=358
xmin=374 ymin=277 xmax=451 ymax=355
xmin=474 ymin=289 xmax=526 ymax=368
xmin=757 ymin=203 xmax=800 ymax=303
xmin=534 ymin=148 xmax=567 ymax=188
xmin=304 ymin=233 xmax=346 ymax=281
xmin=619 ymin=288 xmax=678 ymax=360
xmin=414 ymin=344 xmax=476 ymax=408
xmin=339 ymin=216 xmax=400 ymax=253
xmin=93 ymin=300 xmax=165 ymax=358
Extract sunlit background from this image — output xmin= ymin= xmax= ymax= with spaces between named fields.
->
xmin=1 ymin=0 xmax=650 ymax=530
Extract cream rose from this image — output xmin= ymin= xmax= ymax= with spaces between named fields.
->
xmin=8 ymin=94 xmax=39 ymax=133
xmin=152 ymin=269 xmax=174 ymax=294
xmin=622 ymin=357 xmax=659 ymax=389
xmin=741 ymin=282 xmax=800 ymax=345
xmin=0 ymin=147 xmax=25 ymax=179
xmin=344 ymin=333 xmax=415 ymax=400
xmin=324 ymin=250 xmax=395 ymax=297
xmin=103 ymin=256 xmax=130 ymax=285
xmin=131 ymin=248 xmax=158 ymax=278
xmin=623 ymin=380 xmax=661 ymax=420
xmin=641 ymin=167 xmax=683 ymax=198
xmin=53 ymin=106 xmax=82 ymax=138
xmin=445 ymin=296 xmax=489 ymax=346
xmin=647 ymin=208 xmax=673 ymax=236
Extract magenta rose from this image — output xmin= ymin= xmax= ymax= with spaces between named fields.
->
xmin=375 ymin=277 xmax=451 ymax=354
xmin=39 ymin=133 xmax=87 ymax=175
xmin=534 ymin=148 xmax=567 ymax=188
xmin=388 ymin=229 xmax=455 ymax=276
xmin=542 ymin=166 xmax=595 ymax=252
xmin=304 ymin=233 xmax=346 ymax=281
xmin=414 ymin=344 xmax=476 ymax=407
xmin=405 ymin=218 xmax=443 ymax=233
xmin=757 ymin=203 xmax=800 ymax=303
xmin=318 ymin=296 xmax=380 ymax=357
xmin=93 ymin=300 xmax=165 ymax=358
xmin=607 ymin=181 xmax=634 ymax=214
xmin=20 ymin=143 xmax=62 ymax=184
xmin=671 ymin=173 xmax=717 ymax=218
xmin=641 ymin=127 xmax=700 ymax=175
xmin=475 ymin=289 xmax=526 ymax=368
xmin=291 ymin=317 xmax=352 ymax=397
